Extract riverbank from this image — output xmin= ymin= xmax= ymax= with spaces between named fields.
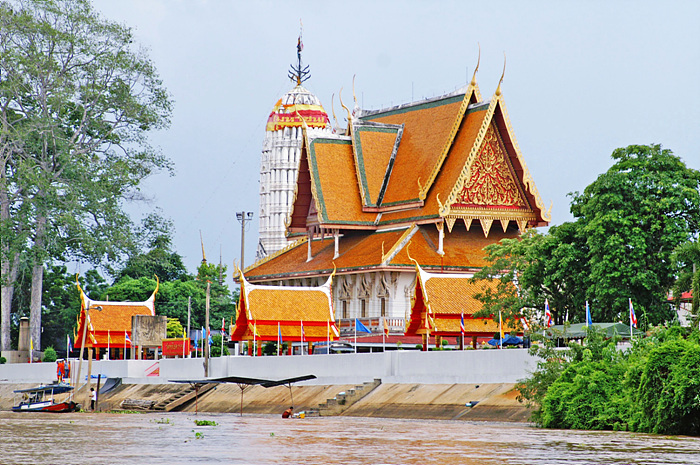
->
xmin=0 ymin=380 xmax=531 ymax=421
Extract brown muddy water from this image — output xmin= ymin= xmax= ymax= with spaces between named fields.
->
xmin=0 ymin=411 xmax=698 ymax=465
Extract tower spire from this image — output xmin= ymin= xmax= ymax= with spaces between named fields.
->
xmin=288 ymin=20 xmax=310 ymax=85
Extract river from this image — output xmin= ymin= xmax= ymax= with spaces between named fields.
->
xmin=0 ymin=412 xmax=698 ymax=465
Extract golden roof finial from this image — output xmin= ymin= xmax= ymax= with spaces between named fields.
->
xmin=338 ymin=87 xmax=352 ymax=133
xmin=470 ymin=43 xmax=481 ymax=87
xmin=200 ymin=230 xmax=207 ymax=264
xmin=496 ymin=52 xmax=506 ymax=97
xmin=331 ymin=93 xmax=339 ymax=130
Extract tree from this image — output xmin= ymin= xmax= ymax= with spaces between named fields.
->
xmin=570 ymin=144 xmax=700 ymax=325
xmin=0 ymin=0 xmax=173 ymax=350
xmin=472 ymin=224 xmax=589 ymax=327
xmin=671 ymin=239 xmax=700 ymax=324
xmin=166 ymin=317 xmax=183 ymax=339
xmin=115 ymin=214 xmax=188 ymax=283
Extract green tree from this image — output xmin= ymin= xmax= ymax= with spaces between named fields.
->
xmin=0 ymin=0 xmax=173 ymax=351
xmin=115 ymin=214 xmax=188 ymax=283
xmin=210 ymin=334 xmax=229 ymax=357
xmin=166 ymin=317 xmax=184 ymax=339
xmin=472 ymin=225 xmax=589 ymax=327
xmin=570 ymin=144 xmax=700 ymax=325
xmin=671 ymin=239 xmax=700 ymax=325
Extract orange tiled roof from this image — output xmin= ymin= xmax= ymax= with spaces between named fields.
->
xmin=405 ymin=264 xmax=519 ymax=337
xmin=307 ymin=137 xmax=377 ymax=226
xmin=351 ymin=123 xmax=402 ymax=207
xmin=75 ymin=280 xmax=156 ymax=348
xmin=230 ymin=273 xmax=338 ymax=342
xmin=362 ymin=94 xmax=464 ymax=205
xmin=245 ymin=224 xmax=518 ymax=282
xmin=376 ymin=102 xmax=491 ymax=224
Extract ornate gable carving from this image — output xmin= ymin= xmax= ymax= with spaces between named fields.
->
xmin=453 ymin=124 xmax=526 ymax=209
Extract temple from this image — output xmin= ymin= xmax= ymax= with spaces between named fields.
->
xmin=74 ymin=277 xmax=158 ymax=359
xmin=230 ymin=269 xmax=338 ymax=355
xmin=244 ymin=50 xmax=550 ymax=348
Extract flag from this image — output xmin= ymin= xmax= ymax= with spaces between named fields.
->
xmin=499 ymin=311 xmax=504 ymax=349
xmin=544 ymin=299 xmax=553 ymax=328
xmin=29 ymin=337 xmax=33 ymax=363
xmin=221 ymin=318 xmax=226 ymax=336
xmin=300 ymin=321 xmax=305 ymax=342
xmin=629 ymin=298 xmax=637 ymax=328
xmin=586 ymin=301 xmax=592 ymax=327
xmin=355 ymin=319 xmax=372 ymax=334
xmin=520 ymin=317 xmax=530 ymax=331
xmin=460 ymin=313 xmax=465 ymax=334
xmin=125 ymin=331 xmax=131 ymax=344
xmin=383 ymin=318 xmax=389 ymax=336
xmin=278 ymin=323 xmax=283 ymax=344
xmin=194 ymin=330 xmax=199 ymax=350
xmin=67 ymin=335 xmax=72 ymax=353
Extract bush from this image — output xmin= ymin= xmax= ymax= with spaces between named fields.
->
xmin=0 ymin=356 xmax=6 ymax=364
xmin=43 ymin=347 xmax=57 ymax=363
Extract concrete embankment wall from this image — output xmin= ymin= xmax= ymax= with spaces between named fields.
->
xmin=0 ymin=350 xmax=536 ymax=421
xmin=0 ymin=348 xmax=537 ymax=385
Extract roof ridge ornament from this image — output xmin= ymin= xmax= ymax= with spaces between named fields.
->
xmin=470 ymin=43 xmax=481 ymax=87
xmin=338 ymin=87 xmax=352 ymax=133
xmin=331 ymin=93 xmax=339 ymax=132
xmin=495 ymin=52 xmax=506 ymax=97
xmin=288 ymin=20 xmax=310 ymax=86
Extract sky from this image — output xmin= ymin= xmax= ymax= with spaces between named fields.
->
xmin=91 ymin=0 xmax=700 ymax=279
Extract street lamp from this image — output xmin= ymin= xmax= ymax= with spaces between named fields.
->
xmin=236 ymin=211 xmax=254 ymax=271
xmin=76 ymin=305 xmax=101 ymax=409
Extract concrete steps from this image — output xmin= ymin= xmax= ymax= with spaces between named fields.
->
xmin=316 ymin=379 xmax=381 ymax=416
xmin=152 ymin=383 xmax=217 ymax=411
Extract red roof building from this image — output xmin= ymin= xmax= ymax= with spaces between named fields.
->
xmin=74 ymin=276 xmax=158 ymax=356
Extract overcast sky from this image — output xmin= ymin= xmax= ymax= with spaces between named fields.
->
xmin=91 ymin=0 xmax=700 ymax=280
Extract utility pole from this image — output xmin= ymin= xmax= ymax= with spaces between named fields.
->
xmin=187 ymin=296 xmax=191 ymax=358
xmin=236 ymin=211 xmax=254 ymax=270
xmin=204 ymin=282 xmax=210 ymax=377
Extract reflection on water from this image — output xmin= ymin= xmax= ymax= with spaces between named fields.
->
xmin=0 ymin=411 xmax=698 ymax=465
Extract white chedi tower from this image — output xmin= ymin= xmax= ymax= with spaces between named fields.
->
xmin=257 ymin=85 xmax=330 ymax=259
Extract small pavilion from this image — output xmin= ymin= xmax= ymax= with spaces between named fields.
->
xmin=230 ymin=269 xmax=339 ymax=355
xmin=404 ymin=259 xmax=518 ymax=350
xmin=74 ymin=276 xmax=158 ymax=360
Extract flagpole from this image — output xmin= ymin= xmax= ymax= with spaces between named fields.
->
xmin=221 ymin=317 xmax=224 ymax=357
xmin=382 ymin=318 xmax=385 ymax=353
xmin=629 ymin=298 xmax=635 ymax=340
xmin=107 ymin=330 xmax=110 ymax=360
xmin=498 ymin=310 xmax=503 ymax=350
xmin=354 ymin=320 xmax=357 ymax=354
xmin=327 ymin=320 xmax=330 ymax=353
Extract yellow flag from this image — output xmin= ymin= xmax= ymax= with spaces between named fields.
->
xmin=499 ymin=310 xmax=504 ymax=347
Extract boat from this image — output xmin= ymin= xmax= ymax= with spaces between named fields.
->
xmin=12 ymin=384 xmax=78 ymax=412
